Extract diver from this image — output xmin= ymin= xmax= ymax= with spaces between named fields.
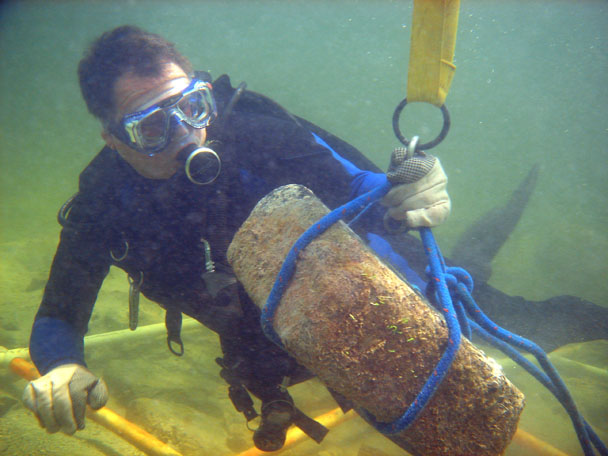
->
xmin=21 ymin=25 xmax=451 ymax=451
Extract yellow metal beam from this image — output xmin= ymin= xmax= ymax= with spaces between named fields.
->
xmin=10 ymin=358 xmax=184 ymax=456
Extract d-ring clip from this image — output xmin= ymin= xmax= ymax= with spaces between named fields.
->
xmin=110 ymin=241 xmax=129 ymax=262
xmin=185 ymin=147 xmax=222 ymax=185
xmin=405 ymin=135 xmax=420 ymax=160
xmin=392 ymin=98 xmax=450 ymax=150
xmin=127 ymin=271 xmax=143 ymax=331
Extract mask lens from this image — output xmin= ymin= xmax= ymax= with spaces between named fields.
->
xmin=178 ymin=89 xmax=209 ymax=125
xmin=138 ymin=109 xmax=169 ymax=147
xmin=120 ymin=79 xmax=215 ymax=155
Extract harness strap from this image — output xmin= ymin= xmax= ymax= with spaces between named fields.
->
xmin=165 ymin=308 xmax=184 ymax=356
xmin=216 ymin=357 xmax=258 ymax=421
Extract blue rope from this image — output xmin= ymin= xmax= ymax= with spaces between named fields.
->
xmin=260 ymin=183 xmax=607 ymax=455
xmin=454 ymin=282 xmax=607 ymax=456
xmin=261 ymin=182 xmax=392 ymax=348
xmin=428 ymin=260 xmax=606 ymax=455
xmin=361 ymin=227 xmax=462 ymax=434
xmin=469 ymin=319 xmax=607 ymax=456
xmin=262 ymin=182 xmax=461 ymax=434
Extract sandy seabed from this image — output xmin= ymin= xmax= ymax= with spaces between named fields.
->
xmin=0 ymin=236 xmax=606 ymax=456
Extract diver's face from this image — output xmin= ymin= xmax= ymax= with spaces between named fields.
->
xmin=103 ymin=62 xmax=207 ymax=180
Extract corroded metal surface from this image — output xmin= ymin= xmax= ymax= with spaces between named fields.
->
xmin=228 ymin=184 xmax=524 ymax=456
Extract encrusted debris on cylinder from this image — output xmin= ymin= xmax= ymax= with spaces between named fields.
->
xmin=227 ymin=184 xmax=524 ymax=456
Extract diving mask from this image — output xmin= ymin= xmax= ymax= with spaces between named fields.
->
xmin=110 ymin=72 xmax=217 ymax=156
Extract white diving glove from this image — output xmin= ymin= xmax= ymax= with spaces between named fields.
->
xmin=381 ymin=147 xmax=451 ymax=228
xmin=22 ymin=363 xmax=108 ymax=435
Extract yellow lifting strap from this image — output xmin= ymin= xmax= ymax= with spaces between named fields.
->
xmin=406 ymin=0 xmax=460 ymax=107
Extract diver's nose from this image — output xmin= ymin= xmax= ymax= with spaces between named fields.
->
xmin=170 ymin=113 xmax=190 ymax=140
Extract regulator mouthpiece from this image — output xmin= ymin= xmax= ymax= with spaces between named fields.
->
xmin=184 ymin=146 xmax=221 ymax=185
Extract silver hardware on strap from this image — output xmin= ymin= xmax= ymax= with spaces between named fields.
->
xmin=110 ymin=241 xmax=129 ymax=262
xmin=128 ymin=271 xmax=143 ymax=330
xmin=201 ymin=238 xmax=215 ymax=273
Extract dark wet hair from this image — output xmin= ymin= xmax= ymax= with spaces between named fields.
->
xmin=78 ymin=25 xmax=193 ymax=124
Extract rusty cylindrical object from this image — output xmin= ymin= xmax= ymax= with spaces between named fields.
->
xmin=227 ymin=184 xmax=525 ymax=456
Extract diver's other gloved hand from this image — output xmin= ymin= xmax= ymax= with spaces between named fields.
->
xmin=381 ymin=147 xmax=450 ymax=228
xmin=22 ymin=363 xmax=108 ymax=435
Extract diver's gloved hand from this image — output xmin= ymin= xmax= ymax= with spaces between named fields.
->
xmin=381 ymin=147 xmax=450 ymax=228
xmin=22 ymin=363 xmax=108 ymax=434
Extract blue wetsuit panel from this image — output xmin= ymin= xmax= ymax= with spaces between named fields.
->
xmin=311 ymin=132 xmax=387 ymax=198
xmin=30 ymin=317 xmax=86 ymax=375
xmin=312 ymin=132 xmax=426 ymax=290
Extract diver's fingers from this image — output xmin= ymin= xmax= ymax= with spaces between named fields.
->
xmin=52 ymin=378 xmax=77 ymax=435
xmin=23 ymin=378 xmax=61 ymax=433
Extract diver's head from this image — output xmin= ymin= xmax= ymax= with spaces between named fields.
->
xmin=101 ymin=62 xmax=215 ymax=179
xmin=79 ymin=26 xmax=217 ymax=181
xmin=79 ymin=25 xmax=193 ymax=125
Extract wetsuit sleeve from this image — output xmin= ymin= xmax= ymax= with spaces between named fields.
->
xmin=307 ymin=131 xmax=427 ymax=290
xmin=218 ymin=88 xmax=426 ymax=290
xmin=30 ymin=189 xmax=112 ymax=375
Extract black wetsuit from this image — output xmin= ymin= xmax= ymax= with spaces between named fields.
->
xmin=29 ymin=75 xmax=390 ymax=404
xmin=29 ymin=74 xmax=608 ymax=414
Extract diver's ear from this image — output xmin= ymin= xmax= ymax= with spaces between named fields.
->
xmin=101 ymin=129 xmax=117 ymax=150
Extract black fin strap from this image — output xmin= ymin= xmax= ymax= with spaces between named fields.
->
xmin=292 ymin=407 xmax=330 ymax=444
xmin=165 ymin=308 xmax=184 ymax=356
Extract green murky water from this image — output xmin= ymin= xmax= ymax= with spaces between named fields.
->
xmin=1 ymin=1 xmax=606 ymax=455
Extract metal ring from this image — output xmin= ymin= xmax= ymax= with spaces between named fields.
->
xmin=128 ymin=270 xmax=144 ymax=287
xmin=185 ymin=147 xmax=222 ymax=185
xmin=110 ymin=241 xmax=129 ymax=262
xmin=392 ymin=98 xmax=450 ymax=150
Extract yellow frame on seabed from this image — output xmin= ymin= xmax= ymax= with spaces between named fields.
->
xmin=1 ymin=319 xmax=571 ymax=456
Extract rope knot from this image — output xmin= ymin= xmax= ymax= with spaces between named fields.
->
xmin=444 ymin=266 xmax=474 ymax=294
